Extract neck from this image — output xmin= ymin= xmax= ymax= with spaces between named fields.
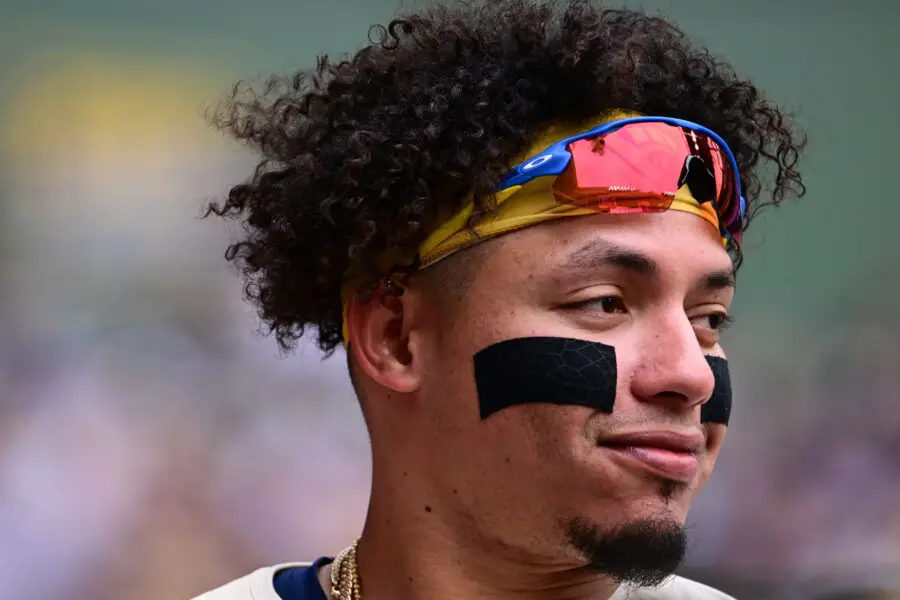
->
xmin=343 ymin=468 xmax=622 ymax=600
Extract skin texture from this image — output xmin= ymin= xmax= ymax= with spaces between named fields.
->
xmin=345 ymin=210 xmax=732 ymax=599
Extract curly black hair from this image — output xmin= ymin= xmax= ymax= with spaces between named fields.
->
xmin=206 ymin=0 xmax=806 ymax=355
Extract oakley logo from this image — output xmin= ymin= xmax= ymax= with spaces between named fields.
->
xmin=521 ymin=154 xmax=553 ymax=171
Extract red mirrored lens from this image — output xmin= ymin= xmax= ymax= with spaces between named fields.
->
xmin=551 ymin=122 xmax=742 ymax=235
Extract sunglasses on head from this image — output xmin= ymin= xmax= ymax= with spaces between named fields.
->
xmin=498 ymin=116 xmax=747 ymax=244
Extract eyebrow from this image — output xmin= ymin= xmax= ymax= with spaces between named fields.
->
xmin=561 ymin=239 xmax=736 ymax=291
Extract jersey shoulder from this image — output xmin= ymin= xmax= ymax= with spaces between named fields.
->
xmin=192 ymin=565 xmax=732 ymax=600
xmin=191 ymin=563 xmax=311 ymax=600
xmin=614 ymin=575 xmax=737 ymax=600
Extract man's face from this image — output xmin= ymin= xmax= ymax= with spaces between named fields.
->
xmin=411 ymin=210 xmax=733 ymax=580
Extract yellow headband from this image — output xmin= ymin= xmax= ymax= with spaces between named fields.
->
xmin=341 ymin=110 xmax=719 ymax=343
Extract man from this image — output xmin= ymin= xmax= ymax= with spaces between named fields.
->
xmin=196 ymin=1 xmax=806 ymax=598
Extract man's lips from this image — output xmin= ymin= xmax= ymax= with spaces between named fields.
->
xmin=598 ymin=430 xmax=704 ymax=483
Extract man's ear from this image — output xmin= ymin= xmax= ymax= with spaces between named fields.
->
xmin=345 ymin=278 xmax=422 ymax=394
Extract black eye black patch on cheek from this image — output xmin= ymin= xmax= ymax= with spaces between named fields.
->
xmin=472 ymin=337 xmax=617 ymax=420
xmin=701 ymin=356 xmax=732 ymax=426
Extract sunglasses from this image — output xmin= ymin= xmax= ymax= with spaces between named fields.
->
xmin=498 ymin=117 xmax=746 ymax=243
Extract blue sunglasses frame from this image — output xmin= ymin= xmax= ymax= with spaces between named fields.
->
xmin=497 ymin=116 xmax=747 ymax=241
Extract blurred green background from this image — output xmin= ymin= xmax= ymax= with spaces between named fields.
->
xmin=1 ymin=1 xmax=898 ymax=599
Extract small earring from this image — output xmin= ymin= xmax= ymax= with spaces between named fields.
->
xmin=383 ymin=277 xmax=405 ymax=296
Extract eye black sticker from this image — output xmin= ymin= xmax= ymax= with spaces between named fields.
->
xmin=473 ymin=337 xmax=617 ymax=419
xmin=701 ymin=356 xmax=732 ymax=425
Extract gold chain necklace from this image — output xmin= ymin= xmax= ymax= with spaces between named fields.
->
xmin=330 ymin=537 xmax=362 ymax=600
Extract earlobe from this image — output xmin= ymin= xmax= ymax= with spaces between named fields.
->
xmin=346 ymin=279 xmax=421 ymax=394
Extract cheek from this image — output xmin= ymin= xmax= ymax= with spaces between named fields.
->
xmin=698 ymin=424 xmax=727 ymax=483
xmin=498 ymin=405 xmax=592 ymax=451
xmin=705 ymin=423 xmax=727 ymax=459
xmin=416 ymin=326 xmax=487 ymax=435
xmin=416 ymin=310 xmax=601 ymax=478
xmin=422 ymin=357 xmax=593 ymax=472
xmin=473 ymin=405 xmax=600 ymax=497
xmin=416 ymin=314 xmax=473 ymax=386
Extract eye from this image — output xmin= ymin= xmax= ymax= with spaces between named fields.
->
xmin=599 ymin=296 xmax=627 ymax=314
xmin=696 ymin=313 xmax=734 ymax=331
xmin=576 ymin=295 xmax=628 ymax=314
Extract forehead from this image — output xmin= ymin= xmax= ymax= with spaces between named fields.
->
xmin=485 ymin=211 xmax=733 ymax=284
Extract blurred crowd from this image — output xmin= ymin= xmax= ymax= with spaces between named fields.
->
xmin=2 ymin=14 xmax=900 ymax=600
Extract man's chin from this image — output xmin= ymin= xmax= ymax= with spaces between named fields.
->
xmin=565 ymin=516 xmax=688 ymax=587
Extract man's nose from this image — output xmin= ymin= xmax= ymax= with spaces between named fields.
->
xmin=628 ymin=314 xmax=716 ymax=411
